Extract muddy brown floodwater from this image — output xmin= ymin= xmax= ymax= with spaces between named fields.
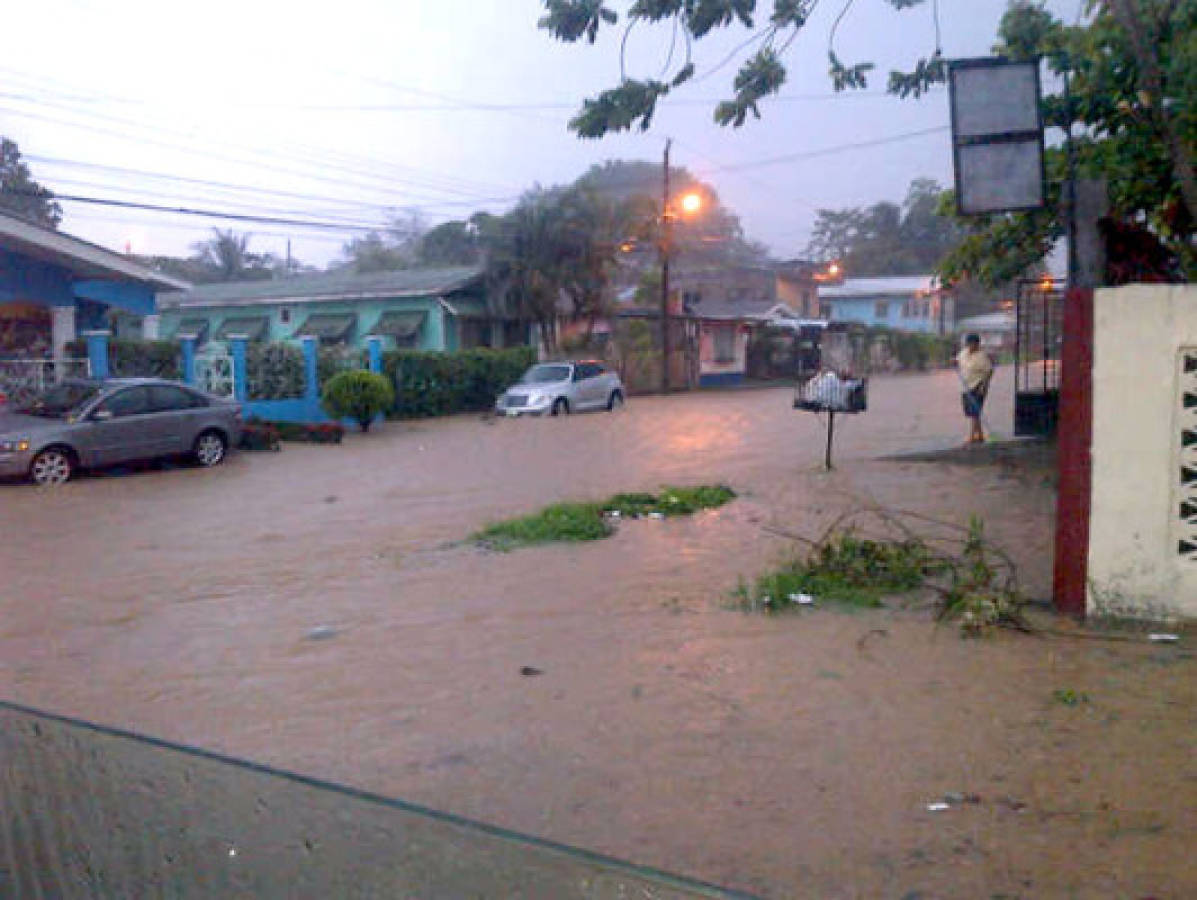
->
xmin=2 ymin=368 xmax=1194 ymax=898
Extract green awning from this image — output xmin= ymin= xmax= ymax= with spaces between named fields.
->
xmin=293 ymin=313 xmax=356 ymax=341
xmin=368 ymin=310 xmax=426 ymax=339
xmin=215 ymin=315 xmax=270 ymax=341
xmin=174 ymin=318 xmax=209 ymax=341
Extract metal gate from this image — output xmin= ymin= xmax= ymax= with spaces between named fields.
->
xmin=1014 ymin=277 xmax=1064 ymax=436
xmin=194 ymin=344 xmax=235 ymax=398
xmin=0 ymin=358 xmax=91 ymax=407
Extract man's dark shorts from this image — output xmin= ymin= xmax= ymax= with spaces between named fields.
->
xmin=962 ymin=388 xmax=987 ymax=418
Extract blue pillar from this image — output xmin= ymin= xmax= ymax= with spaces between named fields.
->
xmin=82 ymin=330 xmax=110 ymax=379
xmin=367 ymin=336 xmax=383 ymax=374
xmin=230 ymin=336 xmax=248 ymax=403
xmin=180 ymin=337 xmax=196 ymax=386
xmin=301 ymin=336 xmax=319 ymax=401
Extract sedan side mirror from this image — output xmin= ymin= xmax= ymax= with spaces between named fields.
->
xmin=92 ymin=409 xmax=113 ymax=422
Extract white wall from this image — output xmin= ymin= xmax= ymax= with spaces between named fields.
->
xmin=1088 ymin=284 xmax=1197 ymax=619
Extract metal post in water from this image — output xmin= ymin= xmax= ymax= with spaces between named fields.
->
xmin=825 ymin=411 xmax=835 ymax=470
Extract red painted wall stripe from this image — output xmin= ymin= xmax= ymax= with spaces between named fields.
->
xmin=1053 ymin=288 xmax=1095 ymax=617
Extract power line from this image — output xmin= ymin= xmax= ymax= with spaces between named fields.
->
xmin=23 ymin=153 xmax=515 ymax=217
xmin=0 ymin=70 xmax=523 ymax=201
xmin=704 ymin=125 xmax=950 ymax=173
xmin=1 ymin=187 xmax=387 ymax=232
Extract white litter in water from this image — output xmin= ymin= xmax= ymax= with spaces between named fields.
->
xmin=648 ymin=512 xmax=665 ymax=520
xmin=788 ymin=593 xmax=815 ymax=605
xmin=925 ymin=802 xmax=951 ymax=812
xmin=1149 ymin=633 xmax=1180 ymax=643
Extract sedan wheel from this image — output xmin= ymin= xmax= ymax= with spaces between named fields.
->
xmin=551 ymin=398 xmax=569 ymax=416
xmin=30 ymin=448 xmax=73 ymax=486
xmin=194 ymin=431 xmax=227 ymax=467
xmin=607 ymin=390 xmax=624 ymax=411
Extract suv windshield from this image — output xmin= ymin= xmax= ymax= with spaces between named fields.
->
xmin=19 ymin=381 xmax=102 ymax=418
xmin=519 ymin=365 xmax=571 ymax=384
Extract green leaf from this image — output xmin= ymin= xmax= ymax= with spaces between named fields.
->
xmin=568 ymin=79 xmax=670 ymax=138
xmin=828 ymin=51 xmax=874 ymax=92
xmin=886 ymin=51 xmax=946 ymax=99
xmin=538 ymin=0 xmax=617 ymax=44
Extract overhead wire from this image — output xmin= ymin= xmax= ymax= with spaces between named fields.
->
xmin=0 ymin=69 xmax=523 ymax=201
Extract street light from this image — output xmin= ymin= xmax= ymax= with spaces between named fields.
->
xmin=659 ymin=139 xmax=704 ymax=393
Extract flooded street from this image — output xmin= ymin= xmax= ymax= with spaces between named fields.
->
xmin=2 ymin=368 xmax=1194 ymax=898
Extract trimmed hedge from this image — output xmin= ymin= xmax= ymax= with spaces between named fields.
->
xmin=247 ymin=342 xmax=306 ymax=400
xmin=321 ymin=370 xmax=394 ymax=432
xmin=381 ymin=346 xmax=536 ymax=418
xmin=66 ymin=338 xmax=180 ymax=380
xmin=317 ymin=346 xmax=367 ymax=391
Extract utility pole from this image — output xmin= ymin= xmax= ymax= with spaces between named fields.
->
xmin=660 ymin=139 xmax=672 ymax=393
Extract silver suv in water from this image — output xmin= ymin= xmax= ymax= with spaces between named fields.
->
xmin=0 ymin=378 xmax=242 ymax=486
xmin=495 ymin=361 xmax=625 ymax=416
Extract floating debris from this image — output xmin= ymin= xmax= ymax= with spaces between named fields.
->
xmin=520 ymin=666 xmax=543 ymax=677
xmin=305 ymin=626 xmax=339 ymax=641
xmin=1149 ymin=633 xmax=1180 ymax=643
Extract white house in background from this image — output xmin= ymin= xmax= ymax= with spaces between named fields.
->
xmin=818 ymin=275 xmax=955 ymax=334
xmin=956 ymin=311 xmax=1016 ymax=351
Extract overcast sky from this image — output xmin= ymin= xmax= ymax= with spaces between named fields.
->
xmin=1 ymin=0 xmax=1079 ymax=267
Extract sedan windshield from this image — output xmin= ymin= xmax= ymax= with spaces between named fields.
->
xmin=519 ymin=364 xmax=571 ymax=384
xmin=19 ymin=382 xmax=101 ymax=418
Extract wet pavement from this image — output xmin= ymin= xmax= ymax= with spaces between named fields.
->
xmin=2 ymin=368 xmax=1194 ymax=898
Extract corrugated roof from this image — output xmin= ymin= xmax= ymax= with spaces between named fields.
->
xmin=690 ymin=299 xmax=798 ymax=321
xmin=819 ymin=275 xmax=940 ymax=299
xmin=161 ymin=266 xmax=483 ymax=309
xmin=0 ymin=210 xmax=190 ymax=291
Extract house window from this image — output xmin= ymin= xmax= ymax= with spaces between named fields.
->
xmin=713 ymin=325 xmax=736 ymax=363
xmin=820 ymin=304 xmax=832 ymax=320
xmin=874 ymin=301 xmax=889 ymax=319
xmin=279 ymin=308 xmax=291 ymax=324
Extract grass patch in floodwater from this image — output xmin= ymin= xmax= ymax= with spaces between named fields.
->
xmin=473 ymin=484 xmax=736 ymax=551
xmin=732 ymin=533 xmax=937 ymax=612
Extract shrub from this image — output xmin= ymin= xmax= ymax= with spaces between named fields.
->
xmin=247 ymin=342 xmax=306 ymax=400
xmin=381 ymin=346 xmax=536 ymax=418
xmin=239 ymin=420 xmax=281 ymax=452
xmin=269 ymin=421 xmax=345 ymax=444
xmin=67 ymin=338 xmax=180 ymax=379
xmin=321 ymin=370 xmax=394 ymax=432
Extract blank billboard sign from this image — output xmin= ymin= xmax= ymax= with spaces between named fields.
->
xmin=949 ymin=58 xmax=1045 ymax=215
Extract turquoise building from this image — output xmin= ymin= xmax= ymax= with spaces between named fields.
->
xmin=158 ymin=266 xmax=530 ymax=352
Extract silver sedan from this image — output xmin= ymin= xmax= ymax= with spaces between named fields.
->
xmin=495 ymin=361 xmax=625 ymax=416
xmin=0 ymin=378 xmax=242 ymax=486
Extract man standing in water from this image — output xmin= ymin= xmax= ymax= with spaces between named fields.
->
xmin=957 ymin=333 xmax=994 ymax=444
